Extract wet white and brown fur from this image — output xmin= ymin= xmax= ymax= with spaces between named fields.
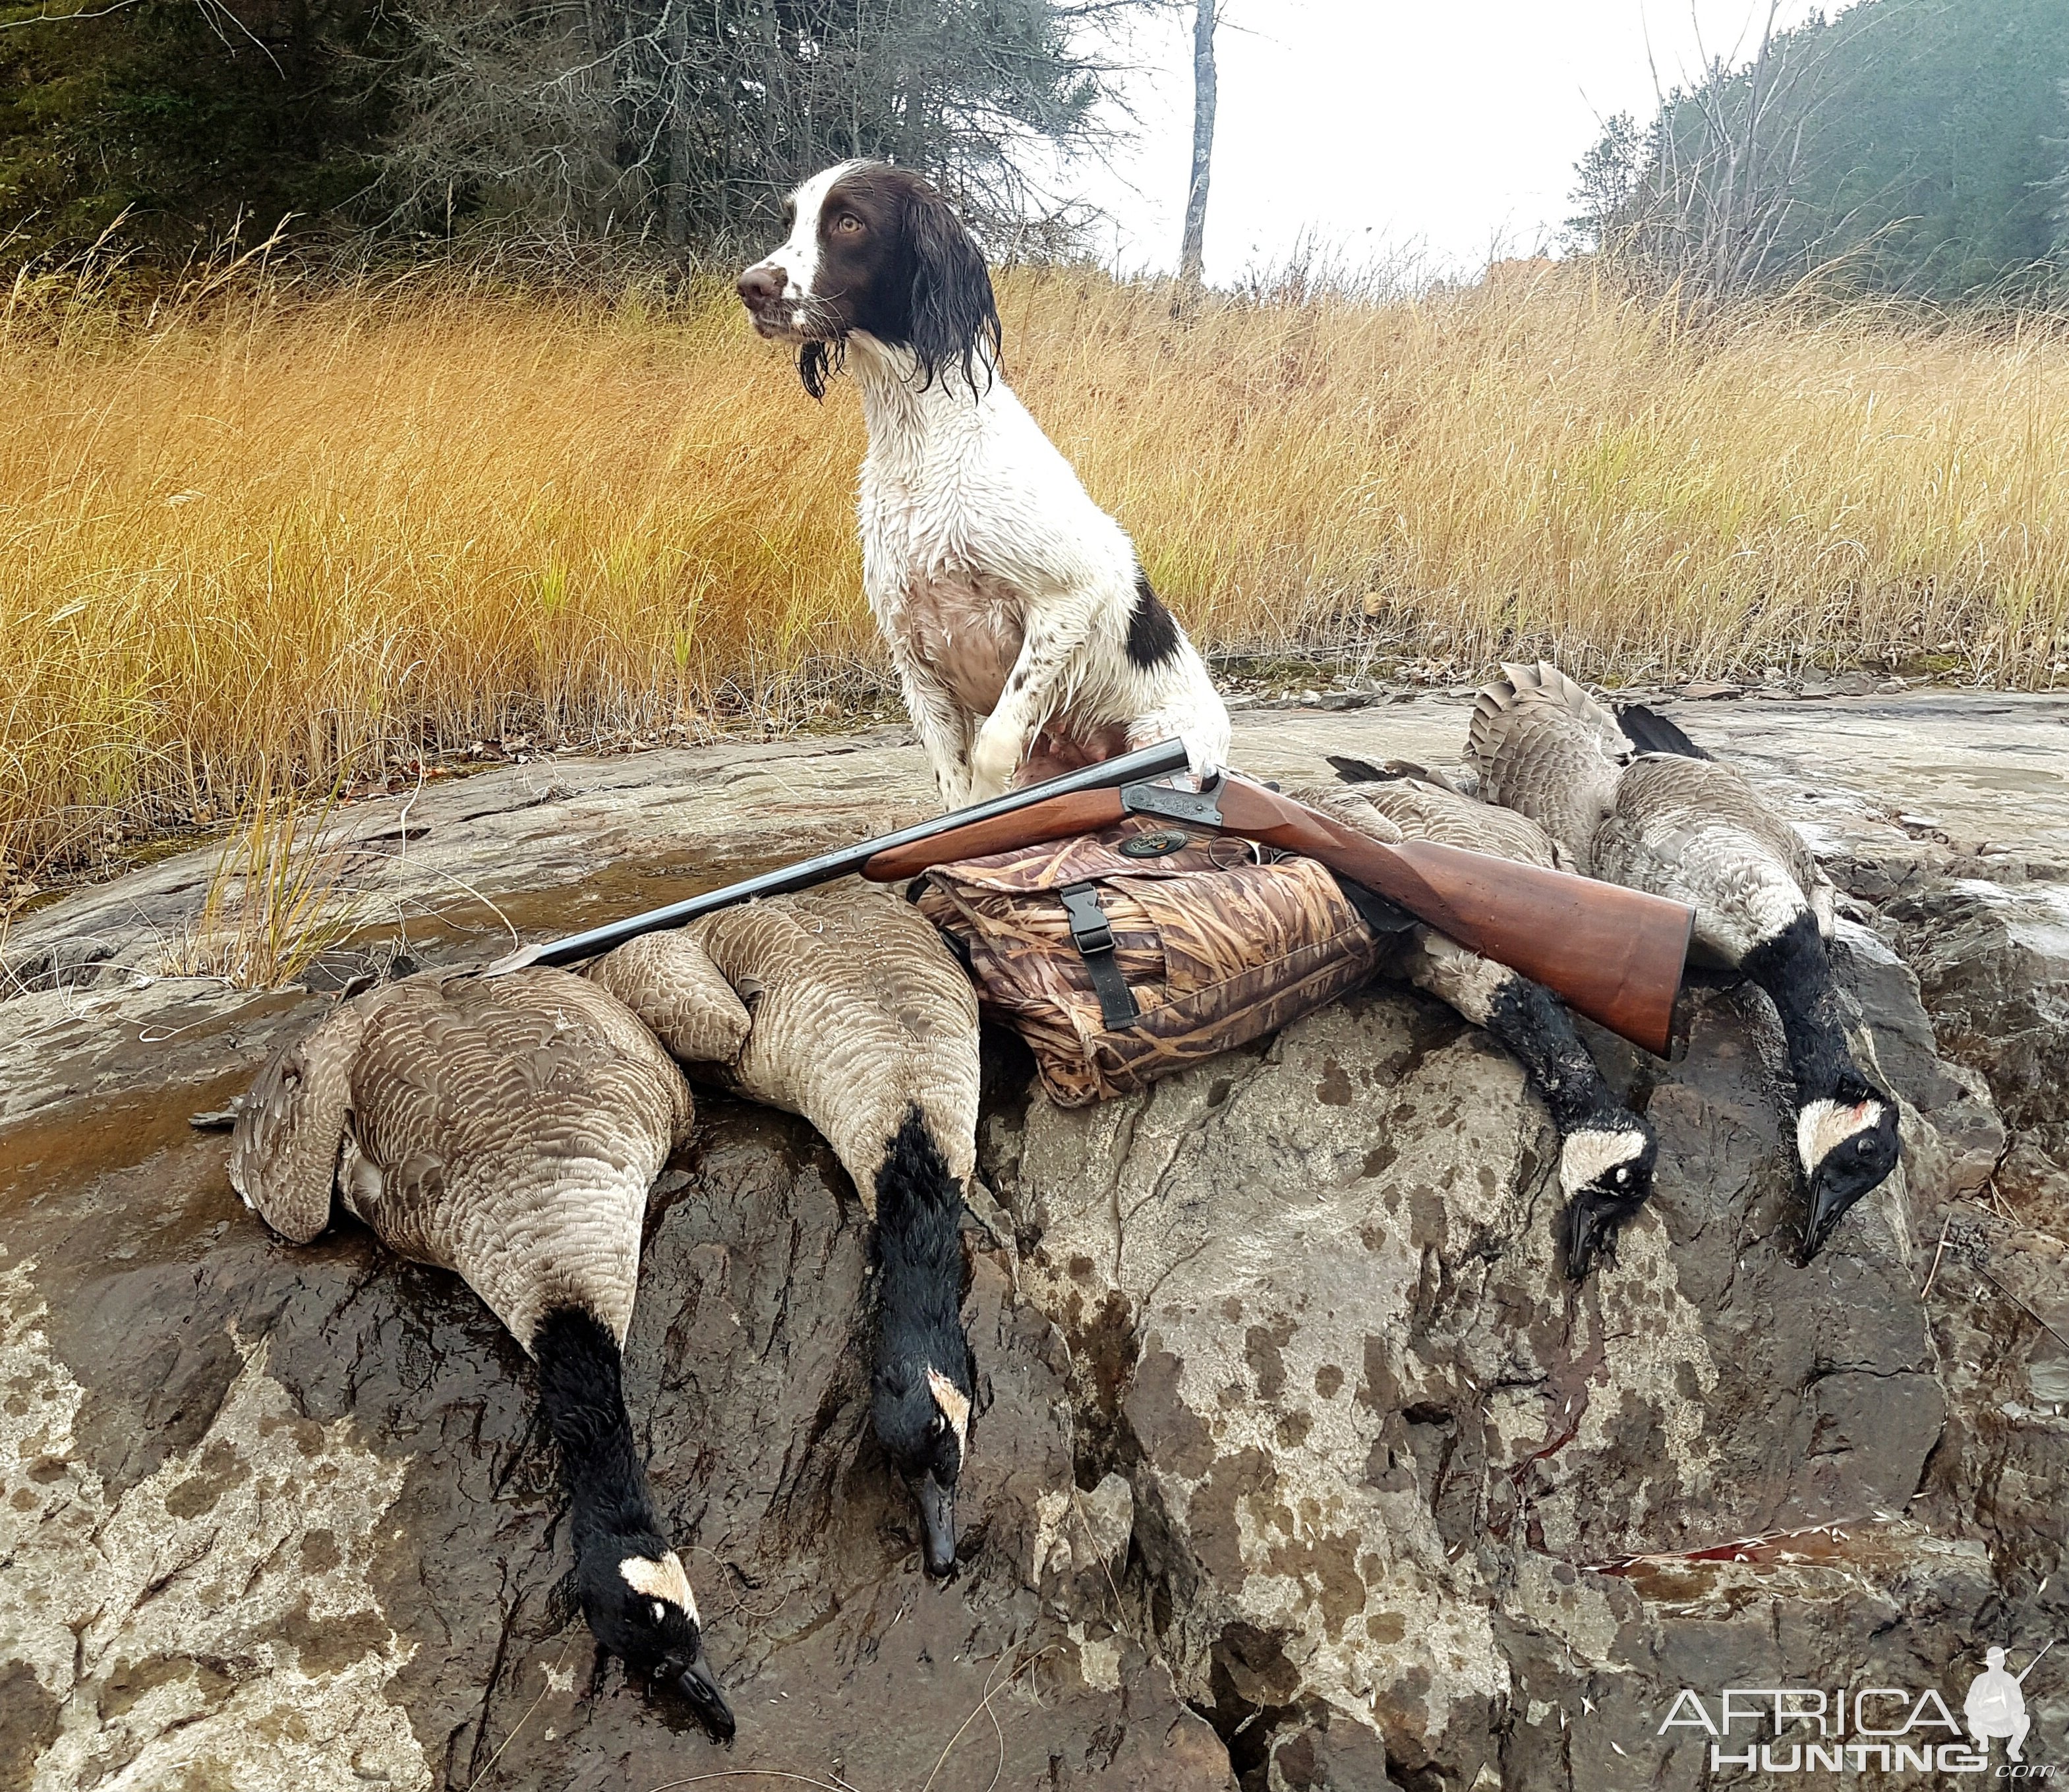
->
xmin=736 ymin=161 xmax=1229 ymax=808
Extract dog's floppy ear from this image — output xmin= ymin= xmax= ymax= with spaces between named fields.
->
xmin=903 ymin=184 xmax=1001 ymax=396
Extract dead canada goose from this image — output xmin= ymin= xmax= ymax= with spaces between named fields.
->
xmin=1306 ymin=761 xmax=1658 ymax=1277
xmin=589 ymin=882 xmax=981 ymax=1580
xmin=228 ymin=969 xmax=736 ymax=1737
xmin=1465 ymin=663 xmax=1900 ymax=1259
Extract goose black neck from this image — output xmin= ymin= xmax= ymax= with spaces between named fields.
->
xmin=1482 ymin=972 xmax=1623 ymax=1133
xmin=873 ymin=1107 xmax=968 ymax=1372
xmin=1741 ymin=911 xmax=1858 ymax=1102
xmin=534 ymin=1306 xmax=662 ymax=1553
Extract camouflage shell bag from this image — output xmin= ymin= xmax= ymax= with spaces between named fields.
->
xmin=912 ymin=815 xmax=1384 ymax=1107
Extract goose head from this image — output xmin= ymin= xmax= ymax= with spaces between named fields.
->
xmin=1796 ymin=1080 xmax=1900 ymax=1261
xmin=1557 ymin=1120 xmax=1658 ymax=1279
xmin=869 ymin=1106 xmax=977 ymax=1578
xmin=873 ymin=1348 xmax=972 ymax=1578
xmin=579 ymin=1540 xmax=734 ymax=1739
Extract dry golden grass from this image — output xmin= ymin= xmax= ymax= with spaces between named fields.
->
xmin=156 ymin=761 xmax=360 ymax=988
xmin=3 ymin=259 xmax=2066 ymax=871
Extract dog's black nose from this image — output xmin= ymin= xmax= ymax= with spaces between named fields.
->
xmin=737 ymin=265 xmax=786 ymax=310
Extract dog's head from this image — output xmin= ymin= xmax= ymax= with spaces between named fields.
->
xmin=737 ymin=161 xmax=1000 ymax=400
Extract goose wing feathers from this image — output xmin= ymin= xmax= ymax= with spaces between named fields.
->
xmin=1465 ymin=662 xmax=1627 ymax=867
xmin=233 ymin=969 xmax=694 ymax=1349
xmin=1326 ymin=755 xmax=1485 ymax=800
xmin=585 ymin=931 xmax=752 ymax=1064
xmin=1287 ymin=783 xmax=1405 ymax=846
xmin=674 ymin=884 xmax=981 ymax=1209
xmin=1306 ymin=768 xmax=1562 ymax=867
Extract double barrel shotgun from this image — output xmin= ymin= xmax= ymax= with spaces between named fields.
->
xmin=491 ymin=739 xmax=1693 ymax=1055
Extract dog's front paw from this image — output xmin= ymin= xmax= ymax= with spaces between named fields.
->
xmin=1179 ymin=725 xmax=1226 ymax=784
xmin=966 ymin=728 xmax=1020 ymax=801
xmin=1130 ymin=716 xmax=1226 ymax=790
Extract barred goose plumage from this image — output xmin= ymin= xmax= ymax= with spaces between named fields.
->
xmin=229 ymin=968 xmax=736 ymax=1736
xmin=590 ymin=882 xmax=981 ymax=1579
xmin=1465 ymin=662 xmax=1899 ymax=1259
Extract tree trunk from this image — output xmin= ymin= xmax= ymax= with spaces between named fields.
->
xmin=664 ymin=0 xmax=690 ymax=245
xmin=1180 ymin=0 xmax=1216 ymax=285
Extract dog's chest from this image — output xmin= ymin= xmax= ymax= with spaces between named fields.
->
xmin=894 ymin=571 xmax=1026 ymax=715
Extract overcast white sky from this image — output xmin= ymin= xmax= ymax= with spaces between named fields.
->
xmin=1069 ymin=0 xmax=1831 ymax=283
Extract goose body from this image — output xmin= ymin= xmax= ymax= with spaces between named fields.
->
xmin=1465 ymin=663 xmax=1898 ymax=1257
xmin=229 ymin=968 xmax=734 ymax=1734
xmin=672 ymin=886 xmax=978 ymax=1201
xmin=1324 ymin=755 xmax=1569 ymax=867
xmin=591 ymin=883 xmax=981 ymax=1578
xmin=1308 ymin=764 xmax=1656 ymax=1277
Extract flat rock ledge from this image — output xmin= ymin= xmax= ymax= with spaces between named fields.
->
xmin=2 ymin=693 xmax=2066 ymax=1791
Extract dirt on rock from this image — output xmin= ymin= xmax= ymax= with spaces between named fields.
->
xmin=1 ymin=691 xmax=2065 ymax=1791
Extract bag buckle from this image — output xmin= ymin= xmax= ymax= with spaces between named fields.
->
xmin=1058 ymin=882 xmax=1140 ymax=1028
xmin=1059 ymin=883 xmax=1116 ymax=956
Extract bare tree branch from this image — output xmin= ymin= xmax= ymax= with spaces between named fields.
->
xmin=0 ymin=0 xmax=144 ymax=29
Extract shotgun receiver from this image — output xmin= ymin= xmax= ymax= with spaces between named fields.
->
xmin=861 ymin=770 xmax=1693 ymax=1056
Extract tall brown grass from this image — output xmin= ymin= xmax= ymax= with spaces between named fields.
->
xmin=156 ymin=759 xmax=360 ymax=989
xmin=3 ymin=259 xmax=2066 ymax=871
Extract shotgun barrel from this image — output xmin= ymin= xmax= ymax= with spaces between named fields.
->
xmin=484 ymin=738 xmax=1194 ymax=975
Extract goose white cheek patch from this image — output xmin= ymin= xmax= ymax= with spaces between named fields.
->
xmin=1559 ymin=1127 xmax=1649 ymax=1197
xmin=620 ymin=1550 xmax=698 ymax=1623
xmin=1797 ymin=1098 xmax=1886 ymax=1173
xmin=926 ymin=1368 xmax=971 ymax=1453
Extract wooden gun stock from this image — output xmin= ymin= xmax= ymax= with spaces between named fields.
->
xmin=864 ymin=773 xmax=1691 ymax=1055
xmin=1219 ymin=782 xmax=1691 ymax=1055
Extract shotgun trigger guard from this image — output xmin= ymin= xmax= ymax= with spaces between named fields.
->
xmin=1120 ymin=776 xmax=1225 ymax=826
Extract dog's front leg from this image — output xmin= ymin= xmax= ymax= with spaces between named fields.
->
xmin=967 ymin=596 xmax=1094 ymax=800
xmin=894 ymin=656 xmax=977 ymax=811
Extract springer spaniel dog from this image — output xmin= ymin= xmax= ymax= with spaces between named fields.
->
xmin=737 ymin=161 xmax=1230 ymax=809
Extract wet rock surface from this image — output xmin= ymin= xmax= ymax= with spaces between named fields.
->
xmin=1889 ymin=877 xmax=2069 ymax=1232
xmin=3 ymin=691 xmax=2066 ymax=1789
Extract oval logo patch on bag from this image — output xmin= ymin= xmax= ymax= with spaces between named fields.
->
xmin=1120 ymin=828 xmax=1194 ymax=859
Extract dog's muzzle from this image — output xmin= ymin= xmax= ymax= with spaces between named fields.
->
xmin=736 ymin=265 xmax=796 ymax=335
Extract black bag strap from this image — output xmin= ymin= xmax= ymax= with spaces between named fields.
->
xmin=1058 ymin=882 xmax=1140 ymax=1029
xmin=1326 ymin=869 xmax=1418 ymax=937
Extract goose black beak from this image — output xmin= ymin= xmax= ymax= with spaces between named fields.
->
xmin=1799 ymin=1135 xmax=1898 ymax=1263
xmin=1562 ymin=1193 xmax=1636 ymax=1283
xmin=914 ymin=1470 xmax=958 ymax=1579
xmin=1800 ymin=1172 xmax=1861 ymax=1265
xmin=675 ymin=1648 xmax=736 ymax=1741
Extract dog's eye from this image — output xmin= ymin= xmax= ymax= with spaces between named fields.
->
xmin=650 ymin=1601 xmax=666 ymax=1624
xmin=834 ymin=212 xmax=863 ymax=234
